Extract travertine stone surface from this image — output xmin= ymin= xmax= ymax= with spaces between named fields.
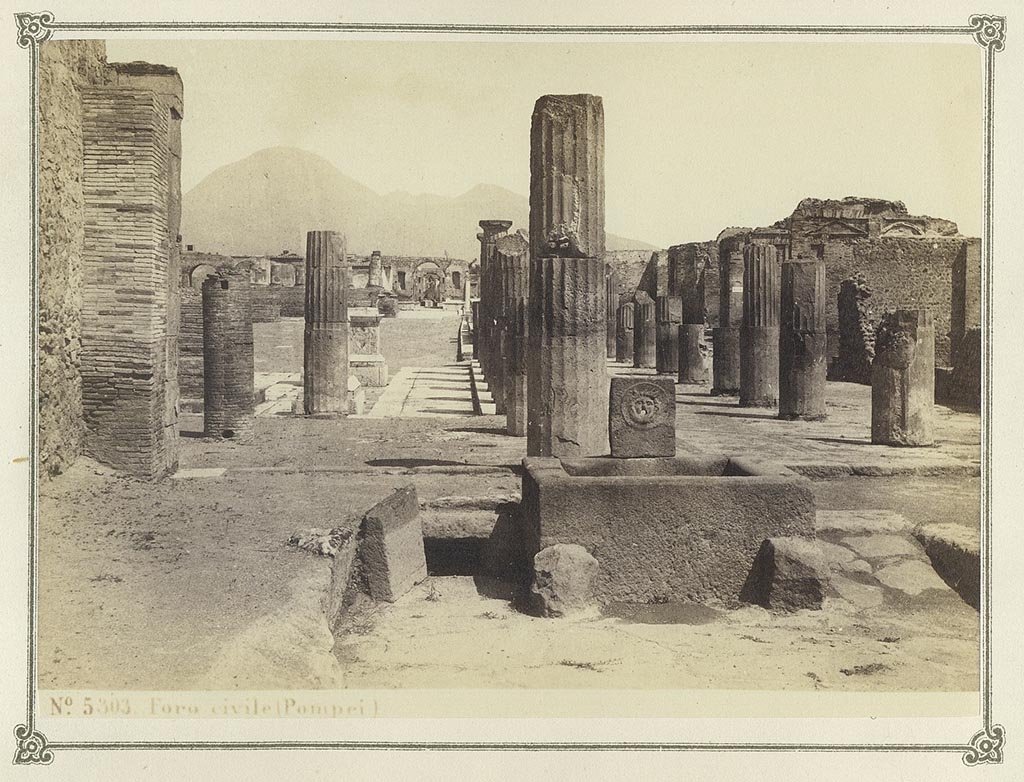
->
xmin=632 ymin=291 xmax=657 ymax=369
xmin=655 ymin=295 xmax=683 ymax=375
xmin=740 ymin=244 xmax=781 ymax=407
xmin=202 ymin=271 xmax=254 ymax=439
xmin=872 ymin=309 xmax=935 ymax=446
xmin=359 ymin=485 xmax=427 ymax=602
xmin=615 ymin=302 xmax=635 ymax=363
xmin=713 ymin=235 xmax=746 ymax=395
xmin=477 ymin=219 xmax=513 ymax=384
xmin=496 ymin=232 xmax=531 ymax=436
xmin=605 ymin=268 xmax=619 ymax=358
xmin=779 ymin=258 xmax=828 ymax=420
xmin=609 ymin=376 xmax=676 ymax=458
xmin=531 ymin=544 xmax=600 ymax=618
xmin=677 ymin=324 xmax=707 ymax=385
xmin=303 ymin=230 xmax=349 ymax=415
xmin=529 ymin=94 xmax=605 ymax=260
xmin=527 ymin=256 xmax=609 ymax=458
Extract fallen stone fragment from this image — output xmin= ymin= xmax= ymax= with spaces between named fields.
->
xmin=531 ymin=543 xmax=599 ymax=618
xmin=359 ymin=484 xmax=428 ymax=602
xmin=741 ymin=537 xmax=831 ymax=611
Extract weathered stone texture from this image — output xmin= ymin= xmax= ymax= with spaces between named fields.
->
xmin=303 ymin=231 xmax=349 ymax=415
xmin=609 ymin=376 xmax=676 ymax=458
xmin=531 ymin=544 xmax=600 ymax=618
xmin=178 ymin=285 xmax=204 ymax=404
xmin=477 ymin=220 xmax=512 ymax=387
xmin=712 ymin=231 xmax=747 ymax=395
xmin=522 ymin=456 xmax=816 ymax=605
xmin=655 ymin=295 xmax=682 ymax=375
xmin=741 ymin=537 xmax=830 ymax=611
xmin=527 ymin=256 xmax=609 ymax=458
xmin=359 ymin=485 xmax=427 ymax=602
xmin=739 ymin=244 xmax=781 ymax=407
xmin=496 ymin=232 xmax=530 ymax=436
xmin=677 ymin=324 xmax=707 ymax=385
xmin=79 ymin=66 xmax=183 ymax=478
xmin=37 ymin=40 xmax=109 ymax=477
xmin=779 ymin=258 xmax=828 ymax=420
xmin=950 ymin=238 xmax=981 ymax=365
xmin=871 ymin=309 xmax=935 ymax=446
xmin=605 ymin=268 xmax=618 ymax=358
xmin=202 ymin=272 xmax=254 ymax=439
xmin=632 ymin=291 xmax=657 ymax=368
xmin=833 ymin=274 xmax=875 ymax=384
xmin=615 ymin=302 xmax=635 ymax=363
xmin=529 ymin=94 xmax=605 ymax=260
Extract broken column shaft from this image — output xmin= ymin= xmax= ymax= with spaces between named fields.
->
xmin=871 ymin=309 xmax=935 ymax=446
xmin=606 ymin=268 xmax=618 ymax=358
xmin=202 ymin=271 xmax=254 ymax=439
xmin=740 ymin=244 xmax=781 ymax=407
xmin=526 ymin=93 xmax=608 ymax=458
xmin=303 ymin=230 xmax=349 ymax=415
xmin=616 ymin=301 xmax=635 ymax=363
xmin=478 ymin=219 xmax=512 ymax=383
xmin=656 ymin=295 xmax=683 ymax=375
xmin=633 ymin=290 xmax=657 ymax=369
xmin=779 ymin=258 xmax=828 ymax=420
xmin=672 ymin=244 xmax=707 ymax=385
xmin=713 ymin=238 xmax=745 ymax=394
xmin=502 ymin=242 xmax=531 ymax=436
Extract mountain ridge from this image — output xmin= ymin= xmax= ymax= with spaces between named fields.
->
xmin=181 ymin=147 xmax=658 ymax=259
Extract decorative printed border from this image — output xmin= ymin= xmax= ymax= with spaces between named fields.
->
xmin=10 ymin=9 xmax=1006 ymax=766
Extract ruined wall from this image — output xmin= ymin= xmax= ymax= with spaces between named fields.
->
xmin=604 ymin=250 xmax=657 ymax=304
xmin=37 ymin=40 xmax=109 ymax=477
xmin=80 ymin=66 xmax=183 ymax=478
xmin=821 ymin=237 xmax=965 ymax=364
xmin=178 ymin=286 xmax=204 ymax=404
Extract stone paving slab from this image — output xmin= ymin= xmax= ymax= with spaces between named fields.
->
xmin=365 ymin=364 xmax=475 ymax=418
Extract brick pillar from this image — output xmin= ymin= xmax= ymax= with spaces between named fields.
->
xmin=616 ymin=302 xmax=634 ymax=363
xmin=303 ymin=230 xmax=349 ymax=415
xmin=872 ymin=309 xmax=935 ymax=446
xmin=202 ymin=272 xmax=254 ymax=439
xmin=605 ymin=267 xmax=618 ymax=358
xmin=713 ymin=240 xmax=744 ymax=395
xmin=80 ymin=69 xmax=183 ymax=478
xmin=526 ymin=93 xmax=607 ymax=458
xmin=656 ymin=295 xmax=682 ymax=375
xmin=478 ymin=219 xmax=512 ymax=382
xmin=779 ymin=258 xmax=827 ymax=420
xmin=367 ymin=250 xmax=383 ymax=288
xmin=633 ymin=291 xmax=656 ymax=369
xmin=740 ymin=244 xmax=780 ymax=407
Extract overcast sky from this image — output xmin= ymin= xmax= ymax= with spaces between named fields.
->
xmin=105 ymin=38 xmax=984 ymax=247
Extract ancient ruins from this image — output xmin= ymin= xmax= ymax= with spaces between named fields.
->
xmin=35 ymin=42 xmax=984 ymax=696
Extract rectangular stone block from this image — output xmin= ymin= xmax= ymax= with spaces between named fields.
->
xmin=359 ymin=485 xmax=427 ymax=602
xmin=609 ymin=376 xmax=676 ymax=458
xmin=521 ymin=456 xmax=816 ymax=605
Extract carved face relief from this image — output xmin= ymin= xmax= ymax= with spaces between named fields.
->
xmin=621 ymin=382 xmax=667 ymax=429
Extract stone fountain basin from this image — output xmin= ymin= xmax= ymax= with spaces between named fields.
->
xmin=521 ymin=455 xmax=815 ymax=606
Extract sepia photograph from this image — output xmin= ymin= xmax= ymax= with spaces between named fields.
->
xmin=3 ymin=0 xmax=1022 ymax=777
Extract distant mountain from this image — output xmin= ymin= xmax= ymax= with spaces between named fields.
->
xmin=181 ymin=147 xmax=657 ymax=259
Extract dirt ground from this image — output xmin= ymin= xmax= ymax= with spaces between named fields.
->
xmin=37 ymin=311 xmax=981 ymax=697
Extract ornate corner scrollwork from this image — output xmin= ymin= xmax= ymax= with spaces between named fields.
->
xmin=14 ymin=10 xmax=54 ymax=48
xmin=969 ymin=14 xmax=1006 ymax=51
xmin=12 ymin=723 xmax=54 ymax=765
xmin=963 ymin=724 xmax=1005 ymax=766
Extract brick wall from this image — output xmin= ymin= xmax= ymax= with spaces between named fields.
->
xmin=178 ymin=286 xmax=204 ymax=402
xmin=80 ymin=72 xmax=183 ymax=478
xmin=37 ymin=40 xmax=109 ymax=477
xmin=203 ymin=272 xmax=254 ymax=438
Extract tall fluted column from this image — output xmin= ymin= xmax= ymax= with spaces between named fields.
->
xmin=740 ymin=244 xmax=781 ymax=407
xmin=633 ymin=291 xmax=656 ymax=368
xmin=203 ymin=270 xmax=254 ymax=439
xmin=779 ymin=258 xmax=827 ymax=420
xmin=615 ymin=302 xmax=634 ymax=363
xmin=526 ymin=94 xmax=608 ymax=458
xmin=672 ymin=244 xmax=707 ymax=384
xmin=478 ymin=219 xmax=512 ymax=382
xmin=303 ymin=230 xmax=349 ymax=415
xmin=656 ymin=295 xmax=683 ymax=375
xmin=713 ymin=238 xmax=745 ymax=394
xmin=494 ymin=231 xmax=528 ymax=416
xmin=605 ymin=268 xmax=618 ymax=358
xmin=500 ymin=234 xmax=531 ymax=436
xmin=871 ymin=309 xmax=935 ymax=446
